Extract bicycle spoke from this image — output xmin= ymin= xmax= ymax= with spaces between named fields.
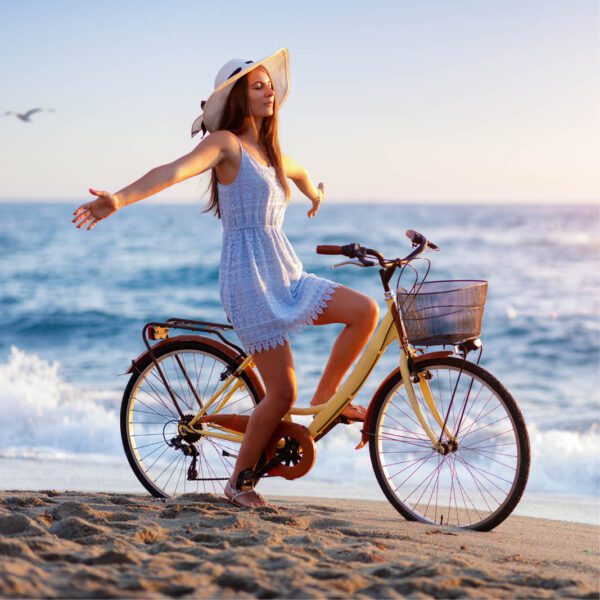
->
xmin=146 ymin=367 xmax=187 ymax=414
xmin=416 ymin=457 xmax=445 ymax=515
xmin=455 ymin=454 xmax=503 ymax=507
xmin=390 ymin=393 xmax=426 ymax=432
xmin=385 ymin=407 xmax=431 ymax=441
xmin=174 ymin=453 xmax=186 ymax=496
xmin=137 ymin=440 xmax=168 ymax=456
xmin=459 ymin=412 xmax=508 ymax=441
xmin=456 ymin=389 xmax=495 ymax=440
xmin=464 ymin=446 xmax=517 ymax=459
xmin=136 ymin=382 xmax=179 ymax=420
xmin=463 ymin=428 xmax=515 ymax=448
xmin=401 ymin=459 xmax=446 ymax=502
xmin=171 ymin=356 xmax=192 ymax=411
xmin=464 ymin=447 xmax=517 ymax=471
xmin=201 ymin=360 xmax=218 ymax=403
xmin=378 ymin=432 xmax=433 ymax=449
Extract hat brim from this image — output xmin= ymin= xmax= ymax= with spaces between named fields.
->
xmin=191 ymin=47 xmax=290 ymax=137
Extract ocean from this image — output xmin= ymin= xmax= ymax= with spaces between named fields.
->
xmin=1 ymin=201 xmax=598 ymax=524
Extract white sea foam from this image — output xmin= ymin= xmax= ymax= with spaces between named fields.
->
xmin=526 ymin=423 xmax=600 ymax=495
xmin=0 ymin=347 xmax=121 ymax=457
xmin=1 ymin=348 xmax=598 ymax=497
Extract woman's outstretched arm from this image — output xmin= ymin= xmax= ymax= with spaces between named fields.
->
xmin=283 ymin=154 xmax=325 ymax=219
xmin=73 ymin=131 xmax=231 ymax=230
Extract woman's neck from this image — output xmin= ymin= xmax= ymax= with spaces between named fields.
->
xmin=242 ymin=117 xmax=263 ymax=144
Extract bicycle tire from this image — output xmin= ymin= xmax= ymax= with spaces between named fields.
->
xmin=368 ymin=356 xmax=530 ymax=531
xmin=120 ymin=338 xmax=262 ymax=498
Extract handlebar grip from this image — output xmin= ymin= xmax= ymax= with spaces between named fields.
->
xmin=405 ymin=229 xmax=425 ymax=245
xmin=405 ymin=229 xmax=440 ymax=251
xmin=316 ymin=245 xmax=343 ymax=255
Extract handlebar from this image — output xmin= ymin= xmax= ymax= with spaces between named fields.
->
xmin=315 ymin=229 xmax=438 ymax=268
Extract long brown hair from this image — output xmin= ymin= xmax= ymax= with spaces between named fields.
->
xmin=203 ymin=68 xmax=291 ymax=218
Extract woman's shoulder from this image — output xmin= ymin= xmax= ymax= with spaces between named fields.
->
xmin=211 ymin=129 xmax=241 ymax=150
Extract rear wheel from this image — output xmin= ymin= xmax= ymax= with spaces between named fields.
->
xmin=120 ymin=339 xmax=262 ymax=498
xmin=368 ymin=357 xmax=530 ymax=531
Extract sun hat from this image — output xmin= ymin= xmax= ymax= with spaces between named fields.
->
xmin=191 ymin=47 xmax=290 ymax=138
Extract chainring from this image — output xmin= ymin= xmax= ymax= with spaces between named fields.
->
xmin=264 ymin=421 xmax=316 ymax=480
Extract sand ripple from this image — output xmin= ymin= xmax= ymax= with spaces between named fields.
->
xmin=0 ymin=491 xmax=597 ymax=598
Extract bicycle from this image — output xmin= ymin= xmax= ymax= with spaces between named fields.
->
xmin=120 ymin=229 xmax=530 ymax=531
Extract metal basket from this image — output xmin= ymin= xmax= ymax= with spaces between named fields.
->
xmin=398 ymin=280 xmax=488 ymax=346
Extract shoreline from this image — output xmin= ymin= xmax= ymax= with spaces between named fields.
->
xmin=0 ymin=457 xmax=600 ymax=526
xmin=1 ymin=455 xmax=599 ymax=527
xmin=1 ymin=490 xmax=598 ymax=598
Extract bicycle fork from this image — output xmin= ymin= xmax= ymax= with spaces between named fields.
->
xmin=399 ymin=349 xmax=458 ymax=453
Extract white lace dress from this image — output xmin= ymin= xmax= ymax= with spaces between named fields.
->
xmin=217 ymin=136 xmax=339 ymax=354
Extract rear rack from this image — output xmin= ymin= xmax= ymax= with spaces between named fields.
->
xmin=142 ymin=317 xmax=246 ymax=356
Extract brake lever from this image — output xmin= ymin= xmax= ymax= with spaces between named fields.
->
xmin=331 ymin=260 xmax=370 ymax=269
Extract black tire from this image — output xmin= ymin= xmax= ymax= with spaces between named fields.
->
xmin=120 ymin=338 xmax=262 ymax=498
xmin=368 ymin=357 xmax=530 ymax=531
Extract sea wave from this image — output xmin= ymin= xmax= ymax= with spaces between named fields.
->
xmin=0 ymin=347 xmax=122 ymax=456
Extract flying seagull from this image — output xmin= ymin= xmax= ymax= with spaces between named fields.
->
xmin=2 ymin=108 xmax=55 ymax=122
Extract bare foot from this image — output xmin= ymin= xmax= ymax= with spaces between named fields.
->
xmin=340 ymin=403 xmax=367 ymax=422
xmin=310 ymin=401 xmax=366 ymax=422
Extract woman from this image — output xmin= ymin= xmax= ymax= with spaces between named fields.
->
xmin=73 ymin=48 xmax=379 ymax=508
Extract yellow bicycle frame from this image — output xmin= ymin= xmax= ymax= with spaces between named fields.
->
xmin=180 ymin=296 xmax=455 ymax=450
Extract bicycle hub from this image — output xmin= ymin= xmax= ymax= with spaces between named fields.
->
xmin=435 ymin=440 xmax=459 ymax=455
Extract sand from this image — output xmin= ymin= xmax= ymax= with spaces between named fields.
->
xmin=0 ymin=490 xmax=598 ymax=599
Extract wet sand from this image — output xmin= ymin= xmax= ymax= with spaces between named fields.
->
xmin=0 ymin=490 xmax=598 ymax=598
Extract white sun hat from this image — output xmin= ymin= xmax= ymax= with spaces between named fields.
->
xmin=191 ymin=47 xmax=290 ymax=138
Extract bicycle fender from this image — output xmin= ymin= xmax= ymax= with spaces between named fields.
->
xmin=126 ymin=335 xmax=265 ymax=399
xmin=355 ymin=350 xmax=453 ymax=450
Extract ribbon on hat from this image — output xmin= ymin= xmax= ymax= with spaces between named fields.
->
xmin=192 ymin=101 xmax=207 ymax=139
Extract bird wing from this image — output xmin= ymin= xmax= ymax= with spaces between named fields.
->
xmin=23 ymin=108 xmax=43 ymax=118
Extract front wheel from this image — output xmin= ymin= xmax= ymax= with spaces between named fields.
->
xmin=368 ymin=357 xmax=530 ymax=531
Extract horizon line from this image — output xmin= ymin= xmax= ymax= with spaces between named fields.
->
xmin=0 ymin=197 xmax=598 ymax=206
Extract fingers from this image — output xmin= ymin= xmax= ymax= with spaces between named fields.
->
xmin=89 ymin=187 xmax=107 ymax=197
xmin=76 ymin=213 xmax=96 ymax=230
xmin=72 ymin=208 xmax=90 ymax=225
xmin=72 ymin=204 xmax=101 ymax=229
xmin=73 ymin=202 xmax=91 ymax=217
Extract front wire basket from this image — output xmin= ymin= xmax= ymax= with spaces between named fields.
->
xmin=397 ymin=280 xmax=488 ymax=346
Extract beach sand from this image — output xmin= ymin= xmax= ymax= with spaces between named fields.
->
xmin=0 ymin=491 xmax=598 ymax=599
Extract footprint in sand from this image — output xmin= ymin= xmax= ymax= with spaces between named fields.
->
xmin=83 ymin=550 xmax=142 ymax=566
xmin=50 ymin=502 xmax=109 ymax=523
xmin=0 ymin=538 xmax=38 ymax=559
xmin=2 ymin=496 xmax=46 ymax=509
xmin=259 ymin=514 xmax=309 ymax=527
xmin=50 ymin=517 xmax=109 ymax=541
xmin=303 ymin=504 xmax=344 ymax=513
xmin=307 ymin=517 xmax=353 ymax=530
xmin=133 ymin=525 xmax=169 ymax=545
xmin=0 ymin=514 xmax=48 ymax=537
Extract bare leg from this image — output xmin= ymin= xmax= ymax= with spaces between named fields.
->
xmin=310 ymin=286 xmax=379 ymax=415
xmin=226 ymin=341 xmax=296 ymax=507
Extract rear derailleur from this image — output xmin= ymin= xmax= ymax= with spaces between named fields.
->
xmin=167 ymin=414 xmax=202 ymax=480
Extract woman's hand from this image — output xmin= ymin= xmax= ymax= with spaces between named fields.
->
xmin=307 ymin=182 xmax=325 ymax=219
xmin=72 ymin=188 xmax=120 ymax=231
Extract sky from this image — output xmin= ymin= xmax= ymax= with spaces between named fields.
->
xmin=0 ymin=0 xmax=598 ymax=204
